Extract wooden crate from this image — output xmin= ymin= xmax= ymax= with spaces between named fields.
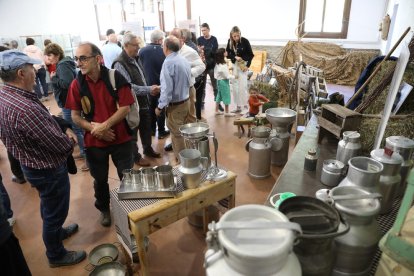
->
xmin=317 ymin=104 xmax=361 ymax=143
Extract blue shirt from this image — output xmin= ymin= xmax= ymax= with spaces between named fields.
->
xmin=158 ymin=52 xmax=191 ymax=109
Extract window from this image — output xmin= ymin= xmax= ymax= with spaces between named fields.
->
xmin=298 ymin=0 xmax=352 ymax=39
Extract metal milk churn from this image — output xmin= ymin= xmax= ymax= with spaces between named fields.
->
xmin=370 ymin=148 xmax=403 ymax=214
xmin=385 ymin=136 xmax=414 ymax=197
xmin=204 ymin=204 xmax=302 ymax=276
xmin=336 ymin=131 xmax=361 ymax=165
xmin=246 ymin=126 xmax=272 ymax=179
xmin=330 ymin=186 xmax=382 ymax=276
xmin=339 ymin=156 xmax=383 ymax=193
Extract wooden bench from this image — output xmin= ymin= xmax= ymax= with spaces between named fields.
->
xmin=233 ymin=117 xmax=255 ymax=138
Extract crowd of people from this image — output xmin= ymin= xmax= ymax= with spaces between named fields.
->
xmin=0 ymin=24 xmax=257 ymax=274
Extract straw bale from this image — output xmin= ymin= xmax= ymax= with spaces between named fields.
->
xmin=278 ymin=41 xmax=378 ymax=86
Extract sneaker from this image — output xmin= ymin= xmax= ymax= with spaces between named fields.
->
xmin=218 ymin=104 xmax=224 ymax=112
xmin=12 ymin=175 xmax=26 ymax=184
xmin=144 ymin=149 xmax=161 ymax=158
xmin=100 ymin=211 xmax=111 ymax=227
xmin=230 ymin=109 xmax=242 ymax=113
xmin=215 ymin=111 xmax=224 ymax=115
xmin=158 ymin=130 xmax=170 ymax=139
xmin=49 ymin=250 xmax=87 ymax=268
xmin=224 ymin=113 xmax=235 ymax=117
xmin=7 ymin=217 xmax=16 ymax=226
xmin=164 ymin=143 xmax=173 ymax=152
xmin=135 ymin=158 xmax=151 ymax=166
xmin=62 ymin=223 xmax=79 ymax=240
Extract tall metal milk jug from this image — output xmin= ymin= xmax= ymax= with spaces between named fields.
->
xmin=370 ymin=148 xmax=403 ymax=214
xmin=204 ymin=204 xmax=301 ymax=276
xmin=339 ymin=157 xmax=383 ymax=193
xmin=330 ymin=186 xmax=382 ymax=276
xmin=336 ymin=131 xmax=361 ymax=165
xmin=246 ymin=126 xmax=271 ymax=179
xmin=385 ymin=136 xmax=414 ymax=197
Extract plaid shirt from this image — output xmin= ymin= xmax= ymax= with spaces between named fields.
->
xmin=0 ymin=84 xmax=73 ymax=169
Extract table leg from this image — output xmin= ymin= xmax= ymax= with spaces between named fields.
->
xmin=228 ymin=192 xmax=236 ymax=209
xmin=202 ymin=207 xmax=209 ymax=233
xmin=132 ymin=227 xmax=149 ymax=276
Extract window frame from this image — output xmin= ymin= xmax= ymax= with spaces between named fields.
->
xmin=298 ymin=0 xmax=352 ymax=39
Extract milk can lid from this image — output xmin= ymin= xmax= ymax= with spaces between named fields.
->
xmin=217 ymin=205 xmax=294 ymax=259
xmin=386 ymin=136 xmax=414 ymax=149
xmin=343 ymin=131 xmax=360 ymax=142
xmin=370 ymin=148 xmax=403 ymax=165
xmin=323 ymin=159 xmax=345 ymax=173
xmin=330 ymin=186 xmax=380 ymax=216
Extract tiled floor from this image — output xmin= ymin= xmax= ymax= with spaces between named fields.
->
xmin=0 ymin=81 xmax=354 ymax=275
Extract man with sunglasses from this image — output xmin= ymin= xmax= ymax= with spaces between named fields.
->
xmin=66 ymin=42 xmax=134 ymax=227
xmin=0 ymin=50 xmax=86 ymax=267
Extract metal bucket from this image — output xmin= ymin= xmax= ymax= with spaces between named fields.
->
xmin=279 ymin=196 xmax=350 ymax=276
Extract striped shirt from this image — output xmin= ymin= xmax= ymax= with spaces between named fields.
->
xmin=0 ymin=84 xmax=73 ymax=169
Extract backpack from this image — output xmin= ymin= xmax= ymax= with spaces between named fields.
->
xmin=76 ymin=68 xmax=140 ymax=132
xmin=107 ymin=69 xmax=140 ymax=130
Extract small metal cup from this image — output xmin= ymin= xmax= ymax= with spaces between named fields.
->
xmin=141 ymin=168 xmax=157 ymax=190
xmin=130 ymin=169 xmax=141 ymax=186
xmin=156 ymin=165 xmax=174 ymax=190
xmin=122 ymin=169 xmax=132 ymax=185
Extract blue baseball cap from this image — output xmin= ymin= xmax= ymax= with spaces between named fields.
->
xmin=0 ymin=50 xmax=41 ymax=70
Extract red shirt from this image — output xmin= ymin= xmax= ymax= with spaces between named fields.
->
xmin=65 ymin=74 xmax=134 ymax=148
xmin=248 ymin=94 xmax=269 ymax=115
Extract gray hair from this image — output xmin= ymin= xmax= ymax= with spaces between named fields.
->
xmin=122 ymin=33 xmax=137 ymax=46
xmin=181 ymin=29 xmax=192 ymax=42
xmin=150 ymin=30 xmax=165 ymax=43
xmin=10 ymin=40 xmax=18 ymax=49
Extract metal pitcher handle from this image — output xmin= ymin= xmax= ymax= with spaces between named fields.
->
xmin=298 ymin=212 xmax=350 ymax=239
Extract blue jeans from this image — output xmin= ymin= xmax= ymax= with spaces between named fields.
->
xmin=21 ymin=164 xmax=70 ymax=261
xmin=0 ymin=174 xmax=13 ymax=218
xmin=86 ymin=141 xmax=133 ymax=212
xmin=62 ymin=108 xmax=85 ymax=156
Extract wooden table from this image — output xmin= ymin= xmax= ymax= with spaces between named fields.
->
xmin=127 ymin=172 xmax=236 ymax=276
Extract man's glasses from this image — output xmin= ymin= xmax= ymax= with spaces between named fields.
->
xmin=74 ymin=55 xmax=96 ymax=63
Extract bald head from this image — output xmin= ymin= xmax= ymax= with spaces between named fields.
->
xmin=170 ymin=28 xmax=183 ymax=39
xmin=163 ymin=36 xmax=180 ymax=53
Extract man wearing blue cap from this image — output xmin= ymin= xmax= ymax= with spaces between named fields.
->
xmin=0 ymin=50 xmax=86 ymax=267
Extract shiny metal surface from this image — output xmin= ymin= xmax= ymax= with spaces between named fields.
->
xmin=89 ymin=262 xmax=125 ymax=276
xmin=179 ymin=122 xmax=210 ymax=139
xmin=88 ymin=244 xmax=119 ymax=266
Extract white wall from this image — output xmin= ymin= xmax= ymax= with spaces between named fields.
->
xmin=190 ymin=0 xmax=387 ymax=49
xmin=381 ymin=0 xmax=414 ymax=56
xmin=0 ymin=0 xmax=99 ymax=45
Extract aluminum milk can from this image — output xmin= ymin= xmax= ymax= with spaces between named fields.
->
xmin=370 ymin=148 xmax=403 ymax=214
xmin=321 ymin=159 xmax=345 ymax=187
xmin=247 ymin=126 xmax=272 ymax=179
xmin=385 ymin=136 xmax=414 ymax=197
xmin=336 ymin=131 xmax=361 ymax=165
xmin=339 ymin=157 xmax=383 ymax=193
xmin=204 ymin=204 xmax=301 ymax=276
xmin=330 ymin=186 xmax=382 ymax=276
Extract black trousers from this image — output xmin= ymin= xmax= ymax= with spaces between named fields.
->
xmin=132 ymin=109 xmax=152 ymax=161
xmin=0 ymin=233 xmax=32 ymax=276
xmin=195 ymin=75 xmax=205 ymax=120
xmin=149 ymin=95 xmax=166 ymax=133
xmin=7 ymin=151 xmax=24 ymax=179
xmin=86 ymin=142 xmax=133 ymax=211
